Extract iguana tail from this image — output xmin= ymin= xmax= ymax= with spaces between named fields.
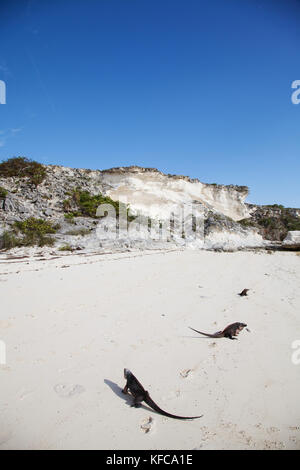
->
xmin=144 ymin=393 xmax=202 ymax=420
xmin=189 ymin=326 xmax=223 ymax=338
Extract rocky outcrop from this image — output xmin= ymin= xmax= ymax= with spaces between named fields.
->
xmin=283 ymin=231 xmax=300 ymax=245
xmin=240 ymin=204 xmax=300 ymax=241
xmin=0 ymin=163 xmax=268 ymax=252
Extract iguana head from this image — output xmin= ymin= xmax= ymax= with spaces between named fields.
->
xmin=124 ymin=368 xmax=131 ymax=379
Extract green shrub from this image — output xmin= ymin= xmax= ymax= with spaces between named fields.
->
xmin=14 ymin=217 xmax=60 ymax=235
xmin=0 ymin=157 xmax=47 ymax=186
xmin=237 ymin=218 xmax=255 ymax=227
xmin=64 ymin=213 xmax=76 ymax=224
xmin=59 ymin=244 xmax=73 ymax=251
xmin=265 ymin=204 xmax=285 ymax=210
xmin=65 ymin=228 xmax=91 ymax=236
xmin=256 ymin=214 xmax=300 ymax=233
xmin=74 ymin=190 xmax=119 ymax=218
xmin=63 ymin=199 xmax=72 ymax=212
xmin=283 ymin=216 xmax=300 ymax=231
xmin=0 ymin=186 xmax=8 ymax=199
xmin=236 ymin=185 xmax=249 ymax=193
xmin=0 ymin=230 xmax=20 ymax=250
xmin=63 ymin=188 xmax=135 ymax=220
xmin=11 ymin=217 xmax=60 ymax=247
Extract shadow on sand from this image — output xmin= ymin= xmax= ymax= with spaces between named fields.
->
xmin=104 ymin=379 xmax=155 ymax=414
xmin=180 ymin=335 xmax=217 ymax=340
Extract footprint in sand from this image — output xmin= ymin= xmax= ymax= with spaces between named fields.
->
xmin=289 ymin=426 xmax=300 ymax=431
xmin=20 ymin=390 xmax=34 ymax=401
xmin=180 ymin=368 xmax=192 ymax=378
xmin=140 ymin=416 xmax=153 ymax=434
xmin=267 ymin=427 xmax=280 ymax=433
xmin=54 ymin=383 xmax=85 ymax=398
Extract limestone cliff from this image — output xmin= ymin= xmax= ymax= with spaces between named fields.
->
xmin=0 ymin=163 xmax=264 ymax=252
xmin=101 ymin=166 xmax=250 ymax=221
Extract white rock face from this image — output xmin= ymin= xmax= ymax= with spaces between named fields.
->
xmin=283 ymin=231 xmax=300 ymax=244
xmin=203 ymin=229 xmax=265 ymax=250
xmin=101 ymin=167 xmax=250 ymax=221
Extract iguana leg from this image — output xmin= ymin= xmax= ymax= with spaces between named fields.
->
xmin=228 ymin=335 xmax=238 ymax=340
xmin=132 ymin=395 xmax=144 ymax=407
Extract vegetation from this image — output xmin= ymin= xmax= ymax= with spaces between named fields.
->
xmin=238 ymin=218 xmax=256 ymax=227
xmin=14 ymin=217 xmax=60 ymax=246
xmin=63 ymin=188 xmax=135 ymax=221
xmin=14 ymin=217 xmax=59 ymax=235
xmin=0 ymin=157 xmax=47 ymax=186
xmin=0 ymin=217 xmax=60 ymax=250
xmin=65 ymin=228 xmax=91 ymax=236
xmin=236 ymin=185 xmax=249 ymax=193
xmin=59 ymin=244 xmax=73 ymax=251
xmin=281 ymin=214 xmax=300 ymax=232
xmin=0 ymin=186 xmax=8 ymax=199
xmin=238 ymin=207 xmax=300 ymax=241
xmin=265 ymin=204 xmax=285 ymax=210
xmin=64 ymin=213 xmax=76 ymax=224
xmin=0 ymin=230 xmax=20 ymax=250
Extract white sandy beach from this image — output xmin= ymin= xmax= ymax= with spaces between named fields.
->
xmin=0 ymin=249 xmax=299 ymax=450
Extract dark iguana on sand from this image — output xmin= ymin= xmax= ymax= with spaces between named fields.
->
xmin=189 ymin=322 xmax=247 ymax=340
xmin=238 ymin=289 xmax=249 ymax=296
xmin=122 ymin=368 xmax=202 ymax=420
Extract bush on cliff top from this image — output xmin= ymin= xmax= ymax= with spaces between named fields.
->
xmin=0 ymin=157 xmax=47 ymax=186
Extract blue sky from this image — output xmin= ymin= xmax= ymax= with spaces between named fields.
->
xmin=0 ymin=0 xmax=300 ymax=207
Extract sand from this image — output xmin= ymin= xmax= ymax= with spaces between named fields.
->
xmin=0 ymin=248 xmax=299 ymax=450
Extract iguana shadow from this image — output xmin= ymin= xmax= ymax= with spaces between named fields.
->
xmin=104 ymin=379 xmax=157 ymax=414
